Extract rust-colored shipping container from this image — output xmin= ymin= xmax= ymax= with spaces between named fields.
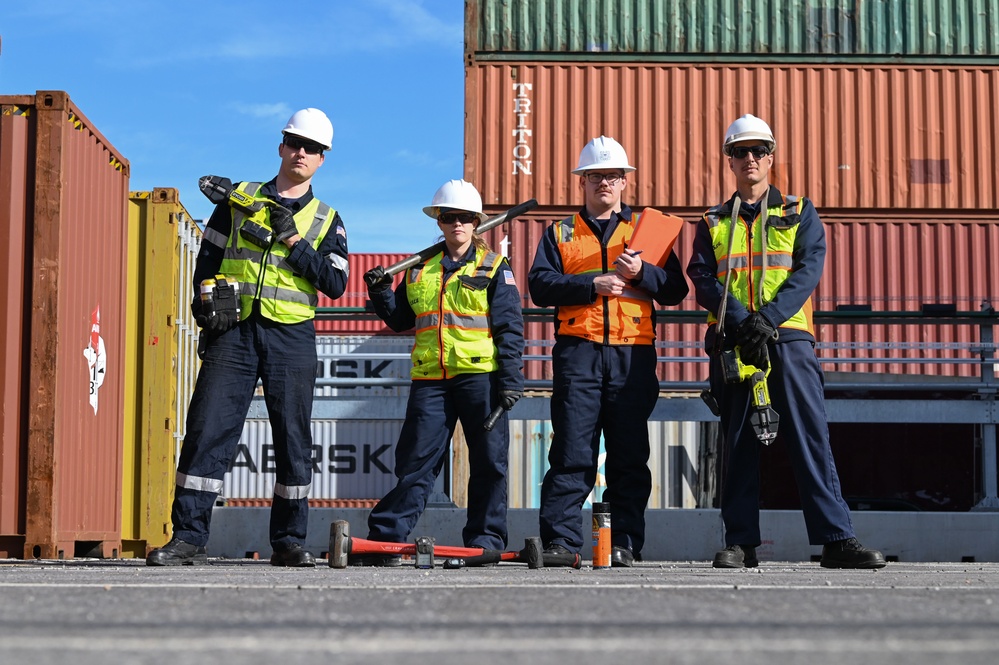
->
xmin=315 ymin=252 xmax=408 ymax=334
xmin=2 ymin=92 xmax=130 ymax=559
xmin=0 ymin=97 xmax=32 ymax=556
xmin=465 ymin=63 xmax=999 ymax=211
xmin=480 ymin=209 xmax=999 ymax=381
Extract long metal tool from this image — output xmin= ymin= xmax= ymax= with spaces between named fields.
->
xmin=327 ymin=520 xmax=578 ymax=569
xmin=375 ymin=198 xmax=538 ymax=277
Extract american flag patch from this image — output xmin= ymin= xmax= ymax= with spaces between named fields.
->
xmin=336 ymin=225 xmax=346 ymax=238
xmin=503 ymin=270 xmax=516 ymax=286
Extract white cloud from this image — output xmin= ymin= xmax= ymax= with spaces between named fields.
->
xmin=230 ymin=103 xmax=295 ymax=121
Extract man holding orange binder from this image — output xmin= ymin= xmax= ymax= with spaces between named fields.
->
xmin=528 ymin=136 xmax=688 ymax=566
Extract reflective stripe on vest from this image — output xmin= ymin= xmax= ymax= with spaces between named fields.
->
xmin=218 ymin=182 xmax=336 ymax=323
xmin=554 ymin=213 xmax=655 ymax=345
xmin=705 ymin=195 xmax=813 ymax=334
xmin=407 ymin=248 xmax=501 ymax=379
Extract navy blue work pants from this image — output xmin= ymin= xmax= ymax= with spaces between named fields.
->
xmin=540 ymin=338 xmax=659 ymax=554
xmin=711 ymin=340 xmax=855 ymax=547
xmin=367 ymin=372 xmax=510 ymax=550
xmin=172 ymin=314 xmax=317 ymax=550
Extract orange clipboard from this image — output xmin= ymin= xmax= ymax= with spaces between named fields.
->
xmin=626 ymin=208 xmax=685 ymax=267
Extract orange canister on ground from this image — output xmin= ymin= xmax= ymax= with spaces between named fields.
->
xmin=592 ymin=501 xmax=611 ymax=569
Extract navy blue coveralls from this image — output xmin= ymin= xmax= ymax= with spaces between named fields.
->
xmin=173 ymin=179 xmax=349 ymax=551
xmin=528 ymin=204 xmax=689 ymax=555
xmin=365 ymin=246 xmax=525 ymax=549
xmin=686 ymin=188 xmax=856 ymax=547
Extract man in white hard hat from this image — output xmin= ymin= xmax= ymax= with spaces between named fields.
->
xmin=529 ymin=136 xmax=689 ymax=566
xmin=687 ymin=114 xmax=886 ymax=569
xmin=148 ymin=108 xmax=350 ymax=568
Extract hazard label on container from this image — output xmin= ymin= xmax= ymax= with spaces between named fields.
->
xmin=83 ymin=305 xmax=106 ymax=415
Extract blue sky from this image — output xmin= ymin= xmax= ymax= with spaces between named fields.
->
xmin=0 ymin=0 xmax=465 ymax=253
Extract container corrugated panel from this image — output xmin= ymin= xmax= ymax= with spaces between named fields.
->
xmin=223 ymin=335 xmax=415 ymax=500
xmin=222 ymin=419 xmax=401 ymax=501
xmin=466 ymin=63 xmax=999 ymax=210
xmin=817 ymin=213 xmax=999 ymax=377
xmin=0 ymin=96 xmax=32 ymax=555
xmin=470 ymin=0 xmax=999 ymax=57
xmin=315 ymin=334 xmax=414 ymax=397
xmin=505 ymin=418 xmax=708 ymax=509
xmin=315 ymin=253 xmax=408 ymax=334
xmin=122 ymin=189 xmax=202 ymax=556
xmin=484 ymin=209 xmax=999 ymax=379
xmin=16 ymin=91 xmax=130 ymax=559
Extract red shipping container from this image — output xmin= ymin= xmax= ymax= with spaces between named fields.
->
xmin=466 ymin=63 xmax=999 ymax=212
xmin=0 ymin=96 xmax=32 ymax=556
xmin=2 ymin=92 xmax=130 ymax=559
xmin=480 ymin=208 xmax=999 ymax=380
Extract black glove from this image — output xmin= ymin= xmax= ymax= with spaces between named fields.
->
xmin=741 ymin=343 xmax=770 ymax=371
xmin=499 ymin=390 xmax=522 ymax=411
xmin=737 ymin=313 xmax=777 ymax=359
xmin=195 ymin=278 xmax=240 ymax=337
xmin=269 ymin=205 xmax=298 ymax=243
xmin=364 ymin=266 xmax=393 ymax=293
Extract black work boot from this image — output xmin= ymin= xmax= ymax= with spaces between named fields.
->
xmin=820 ymin=538 xmax=887 ymax=569
xmin=270 ymin=543 xmax=316 ymax=567
xmin=712 ymin=544 xmax=759 ymax=568
xmin=611 ymin=545 xmax=635 ymax=567
xmin=146 ymin=537 xmax=207 ymax=566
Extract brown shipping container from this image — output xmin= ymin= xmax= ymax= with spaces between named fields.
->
xmin=481 ymin=209 xmax=999 ymax=381
xmin=466 ymin=63 xmax=999 ymax=211
xmin=6 ymin=92 xmax=130 ymax=559
xmin=0 ymin=97 xmax=32 ymax=556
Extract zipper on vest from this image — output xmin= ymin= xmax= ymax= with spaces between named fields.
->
xmin=600 ymin=242 xmax=610 ymax=345
xmin=744 ymin=214 xmax=756 ymax=313
xmin=254 ymin=243 xmax=272 ymax=303
xmin=437 ymin=271 xmax=450 ymax=379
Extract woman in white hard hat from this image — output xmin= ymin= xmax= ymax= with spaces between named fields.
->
xmin=357 ymin=180 xmax=526 ymax=565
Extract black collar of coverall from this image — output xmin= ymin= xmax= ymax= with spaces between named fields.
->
xmin=578 ymin=203 xmax=634 ymax=245
xmin=440 ymin=243 xmax=477 ymax=273
xmin=258 ymin=178 xmax=315 ymax=213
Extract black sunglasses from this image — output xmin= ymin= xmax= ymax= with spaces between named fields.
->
xmin=438 ymin=212 xmax=478 ymax=225
xmin=283 ymin=136 xmax=324 ymax=155
xmin=730 ymin=146 xmax=771 ymax=160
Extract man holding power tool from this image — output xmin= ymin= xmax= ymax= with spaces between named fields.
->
xmin=147 ymin=108 xmax=349 ymax=567
xmin=687 ymin=114 xmax=885 ymax=569
xmin=529 ymin=136 xmax=688 ymax=567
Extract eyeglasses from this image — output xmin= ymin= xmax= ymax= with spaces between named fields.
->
xmin=584 ymin=172 xmax=624 ymax=185
xmin=283 ymin=136 xmax=324 ymax=155
xmin=438 ymin=212 xmax=478 ymax=225
xmin=729 ymin=146 xmax=771 ymax=160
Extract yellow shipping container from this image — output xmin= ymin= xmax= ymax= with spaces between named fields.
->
xmin=122 ymin=189 xmax=201 ymax=557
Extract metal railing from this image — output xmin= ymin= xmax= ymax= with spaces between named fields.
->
xmin=247 ymin=305 xmax=999 ymax=509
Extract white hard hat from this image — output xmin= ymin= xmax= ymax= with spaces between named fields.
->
xmin=723 ymin=114 xmax=776 ymax=155
xmin=282 ymin=108 xmax=334 ymax=150
xmin=422 ymin=179 xmax=488 ymax=222
xmin=571 ymin=135 xmax=636 ymax=175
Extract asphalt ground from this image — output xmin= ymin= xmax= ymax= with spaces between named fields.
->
xmin=2 ymin=557 xmax=998 ymax=665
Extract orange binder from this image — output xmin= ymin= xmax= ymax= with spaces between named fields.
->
xmin=626 ymin=208 xmax=685 ymax=267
